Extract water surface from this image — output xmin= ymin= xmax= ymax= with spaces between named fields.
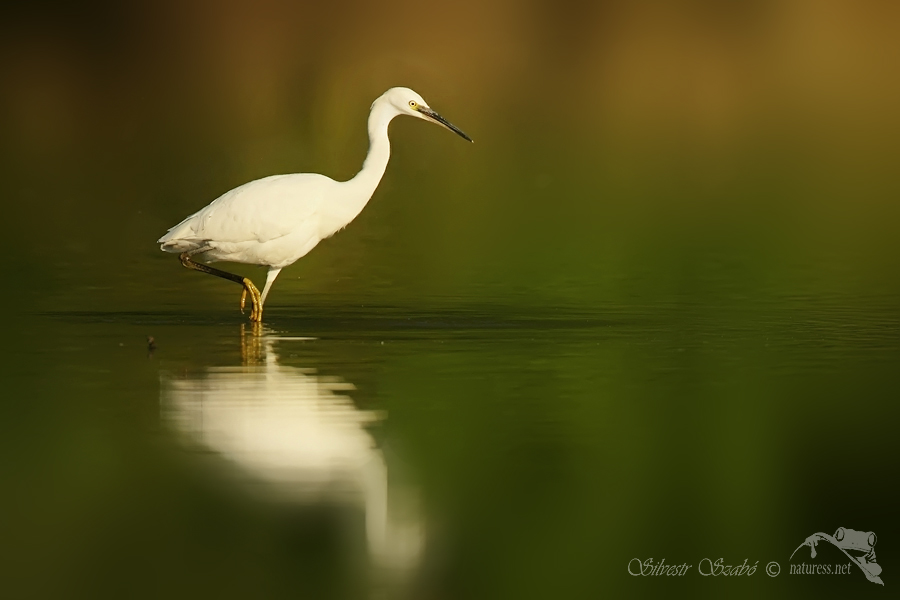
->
xmin=2 ymin=289 xmax=895 ymax=598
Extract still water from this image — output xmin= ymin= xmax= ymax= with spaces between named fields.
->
xmin=1 ymin=287 xmax=896 ymax=598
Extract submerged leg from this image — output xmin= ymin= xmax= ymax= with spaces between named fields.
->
xmin=179 ymin=252 xmax=263 ymax=321
xmin=240 ymin=322 xmax=265 ymax=363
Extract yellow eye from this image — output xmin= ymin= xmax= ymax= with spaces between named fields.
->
xmin=409 ymin=100 xmax=417 ymax=108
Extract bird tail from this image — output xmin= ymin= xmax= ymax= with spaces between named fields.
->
xmin=158 ymin=213 xmax=204 ymax=253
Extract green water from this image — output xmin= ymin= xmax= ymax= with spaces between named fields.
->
xmin=2 ymin=280 xmax=897 ymax=598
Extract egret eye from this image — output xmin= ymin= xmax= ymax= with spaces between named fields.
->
xmin=409 ymin=100 xmax=417 ymax=108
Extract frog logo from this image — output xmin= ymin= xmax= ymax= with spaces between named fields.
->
xmin=791 ymin=527 xmax=883 ymax=585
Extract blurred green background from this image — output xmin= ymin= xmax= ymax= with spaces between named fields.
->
xmin=0 ymin=1 xmax=897 ymax=598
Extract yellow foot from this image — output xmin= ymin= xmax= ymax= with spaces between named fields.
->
xmin=239 ymin=278 xmax=263 ymax=322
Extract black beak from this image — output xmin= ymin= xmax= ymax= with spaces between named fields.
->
xmin=419 ymin=107 xmax=473 ymax=142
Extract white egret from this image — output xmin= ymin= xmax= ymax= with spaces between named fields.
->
xmin=158 ymin=87 xmax=472 ymax=321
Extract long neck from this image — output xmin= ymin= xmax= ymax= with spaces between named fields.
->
xmin=345 ymin=101 xmax=396 ymax=204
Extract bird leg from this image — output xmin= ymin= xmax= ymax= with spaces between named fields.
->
xmin=179 ymin=252 xmax=264 ymax=321
xmin=239 ymin=283 xmax=263 ymax=321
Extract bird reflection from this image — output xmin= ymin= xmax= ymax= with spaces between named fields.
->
xmin=160 ymin=325 xmax=422 ymax=574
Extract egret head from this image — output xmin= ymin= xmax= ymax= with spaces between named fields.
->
xmin=379 ymin=87 xmax=473 ymax=142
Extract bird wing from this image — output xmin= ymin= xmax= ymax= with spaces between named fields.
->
xmin=160 ymin=173 xmax=334 ymax=247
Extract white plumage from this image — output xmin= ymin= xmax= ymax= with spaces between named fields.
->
xmin=159 ymin=87 xmax=471 ymax=321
